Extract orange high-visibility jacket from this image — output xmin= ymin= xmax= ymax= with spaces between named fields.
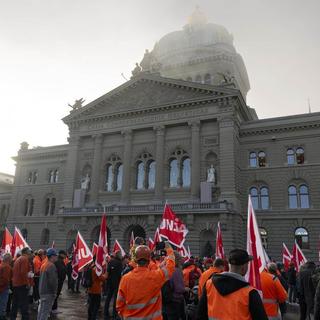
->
xmin=33 ymin=256 xmax=43 ymax=276
xmin=182 ymin=264 xmax=202 ymax=288
xmin=198 ymin=266 xmax=223 ymax=298
xmin=116 ymin=248 xmax=175 ymax=320
xmin=260 ymin=270 xmax=288 ymax=317
xmin=206 ymin=279 xmax=254 ymax=320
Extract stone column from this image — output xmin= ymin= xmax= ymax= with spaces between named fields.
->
xmin=154 ymin=126 xmax=165 ymax=202
xmin=89 ymin=134 xmax=103 ymax=205
xmin=121 ymin=130 xmax=132 ymax=204
xmin=62 ymin=135 xmax=81 ymax=207
xmin=190 ymin=120 xmax=201 ymax=200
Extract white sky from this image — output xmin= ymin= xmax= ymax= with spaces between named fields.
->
xmin=1 ymin=0 xmax=319 ymax=175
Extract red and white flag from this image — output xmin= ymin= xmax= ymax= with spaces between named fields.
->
xmin=246 ymin=196 xmax=267 ymax=291
xmin=153 ymin=228 xmax=161 ymax=245
xmin=113 ymin=239 xmax=126 ymax=257
xmin=177 ymin=245 xmax=190 ymax=258
xmin=159 ymin=203 xmax=188 ymax=248
xmin=1 ymin=227 xmax=13 ymax=256
xmin=11 ymin=227 xmax=30 ymax=258
xmin=292 ymin=240 xmax=307 ymax=271
xmin=72 ymin=232 xmax=93 ymax=280
xmin=130 ymin=231 xmax=135 ymax=249
xmin=148 ymin=238 xmax=155 ymax=250
xmin=283 ymin=242 xmax=292 ymax=271
xmin=96 ymin=215 xmax=108 ymax=276
xmin=92 ymin=242 xmax=98 ymax=256
xmin=215 ymin=222 xmax=225 ymax=260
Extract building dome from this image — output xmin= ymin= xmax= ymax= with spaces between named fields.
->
xmin=139 ymin=8 xmax=250 ymax=99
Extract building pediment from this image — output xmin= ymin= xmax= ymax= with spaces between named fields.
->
xmin=63 ymin=73 xmax=241 ymax=126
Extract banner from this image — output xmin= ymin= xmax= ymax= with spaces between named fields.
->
xmin=215 ymin=222 xmax=225 ymax=260
xmin=246 ymin=196 xmax=266 ymax=291
xmin=11 ymin=227 xmax=30 ymax=258
xmin=177 ymin=245 xmax=190 ymax=258
xmin=92 ymin=242 xmax=98 ymax=256
xmin=147 ymin=238 xmax=154 ymax=251
xmin=282 ymin=242 xmax=292 ymax=271
xmin=71 ymin=243 xmax=79 ymax=280
xmin=96 ymin=215 xmax=108 ymax=276
xmin=1 ymin=227 xmax=13 ymax=256
xmin=159 ymin=204 xmax=188 ymax=248
xmin=113 ymin=239 xmax=126 ymax=257
xmin=292 ymin=240 xmax=307 ymax=271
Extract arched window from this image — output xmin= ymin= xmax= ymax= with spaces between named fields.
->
xmin=104 ymin=155 xmax=122 ymax=192
xmin=287 ymin=149 xmax=295 ymax=165
xmin=195 ymin=75 xmax=202 ymax=83
xmin=45 ymin=197 xmax=56 ymax=216
xmin=147 ymin=161 xmax=156 ymax=189
xmin=204 ymin=74 xmax=211 ymax=84
xmin=259 ymin=227 xmax=268 ymax=249
xmin=249 ymin=152 xmax=257 ymax=168
xmin=136 ymin=161 xmax=145 ymax=190
xmin=287 ymin=147 xmax=305 ymax=165
xmin=182 ymin=158 xmax=191 ymax=187
xmin=40 ymin=229 xmax=50 ymax=245
xmin=169 ymin=159 xmax=179 ymax=187
xmin=299 ymin=185 xmax=310 ymax=208
xmin=116 ymin=164 xmax=123 ymax=191
xmin=45 ymin=198 xmax=50 ymax=216
xmin=250 ymin=186 xmax=269 ymax=210
xmin=27 ymin=171 xmax=37 ymax=184
xmin=296 ymin=147 xmax=305 ymax=164
xmin=250 ymin=187 xmax=259 ymax=210
xmin=258 ymin=151 xmax=266 ymax=167
xmin=295 ymin=227 xmax=309 ymax=249
xmin=50 ymin=198 xmax=56 ymax=215
xmin=24 ymin=197 xmax=34 ymax=216
xmin=288 ymin=185 xmax=298 ymax=208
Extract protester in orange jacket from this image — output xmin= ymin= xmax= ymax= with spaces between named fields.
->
xmin=116 ymin=243 xmax=175 ymax=320
xmin=182 ymin=259 xmax=202 ymax=288
xmin=198 ymin=258 xmax=225 ymax=298
xmin=260 ymin=265 xmax=288 ymax=319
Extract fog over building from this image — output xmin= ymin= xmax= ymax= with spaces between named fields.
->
xmin=1 ymin=9 xmax=320 ymax=259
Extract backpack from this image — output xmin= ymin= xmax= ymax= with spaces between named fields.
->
xmin=82 ymin=267 xmax=93 ymax=288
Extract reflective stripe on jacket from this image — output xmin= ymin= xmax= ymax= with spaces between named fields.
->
xmin=206 ymin=278 xmax=253 ymax=320
xmin=116 ymin=248 xmax=175 ymax=320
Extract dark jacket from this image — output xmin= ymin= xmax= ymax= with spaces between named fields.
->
xmin=54 ymin=257 xmax=67 ymax=286
xmin=197 ymin=272 xmax=268 ymax=320
xmin=288 ymin=266 xmax=297 ymax=286
xmin=314 ymin=280 xmax=320 ymax=319
xmin=298 ymin=263 xmax=316 ymax=315
xmin=106 ymin=257 xmax=122 ymax=288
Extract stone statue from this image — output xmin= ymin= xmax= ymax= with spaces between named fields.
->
xmin=68 ymin=98 xmax=85 ymax=111
xmin=131 ymin=63 xmax=142 ymax=77
xmin=140 ymin=49 xmax=162 ymax=73
xmin=81 ymin=173 xmax=90 ymax=190
xmin=207 ymin=165 xmax=216 ymax=184
xmin=218 ymin=72 xmax=235 ymax=84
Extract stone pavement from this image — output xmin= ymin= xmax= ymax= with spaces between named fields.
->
xmin=15 ymin=286 xmax=300 ymax=320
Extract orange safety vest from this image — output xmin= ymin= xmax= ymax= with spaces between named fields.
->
xmin=198 ymin=267 xmax=223 ymax=298
xmin=206 ymin=279 xmax=254 ymax=320
xmin=260 ymin=271 xmax=287 ymax=317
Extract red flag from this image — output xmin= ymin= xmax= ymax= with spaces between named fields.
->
xmin=130 ymin=231 xmax=135 ymax=249
xmin=72 ymin=232 xmax=93 ymax=280
xmin=246 ymin=196 xmax=266 ymax=291
xmin=159 ymin=203 xmax=188 ymax=248
xmin=113 ymin=239 xmax=126 ymax=257
xmin=148 ymin=238 xmax=154 ymax=250
xmin=1 ymin=227 xmax=13 ymax=256
xmin=292 ymin=240 xmax=307 ymax=271
xmin=11 ymin=227 xmax=30 ymax=258
xmin=215 ymin=222 xmax=225 ymax=260
xmin=282 ymin=242 xmax=292 ymax=271
xmin=92 ymin=242 xmax=98 ymax=256
xmin=177 ymin=245 xmax=189 ymax=258
xmin=96 ymin=215 xmax=108 ymax=276
xmin=153 ymin=228 xmax=161 ymax=245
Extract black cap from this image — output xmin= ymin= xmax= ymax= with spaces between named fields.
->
xmin=228 ymin=249 xmax=253 ymax=266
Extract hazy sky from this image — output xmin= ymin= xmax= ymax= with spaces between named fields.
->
xmin=1 ymin=0 xmax=319 ymax=174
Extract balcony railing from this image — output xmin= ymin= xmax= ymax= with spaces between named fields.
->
xmin=59 ymin=201 xmax=231 ymax=215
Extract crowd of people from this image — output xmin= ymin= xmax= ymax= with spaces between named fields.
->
xmin=0 ymin=240 xmax=320 ymax=320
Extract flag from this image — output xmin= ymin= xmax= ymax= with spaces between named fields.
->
xmin=1 ymin=227 xmax=13 ymax=256
xmin=187 ymin=246 xmax=191 ymax=258
xmin=147 ymin=238 xmax=154 ymax=250
xmin=130 ymin=231 xmax=135 ymax=248
xmin=159 ymin=203 xmax=188 ymax=248
xmin=215 ymin=222 xmax=225 ymax=260
xmin=11 ymin=227 xmax=30 ymax=258
xmin=113 ymin=240 xmax=126 ymax=257
xmin=72 ymin=231 xmax=93 ymax=280
xmin=282 ymin=242 xmax=292 ymax=271
xmin=177 ymin=245 xmax=189 ymax=258
xmin=292 ymin=240 xmax=307 ymax=271
xmin=246 ymin=196 xmax=267 ymax=291
xmin=153 ymin=228 xmax=161 ymax=245
xmin=96 ymin=215 xmax=108 ymax=276
xmin=92 ymin=242 xmax=98 ymax=256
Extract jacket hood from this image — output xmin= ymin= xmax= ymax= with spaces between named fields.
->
xmin=212 ymin=272 xmax=249 ymax=296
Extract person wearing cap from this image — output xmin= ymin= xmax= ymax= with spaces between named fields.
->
xmin=116 ymin=242 xmax=175 ymax=320
xmin=37 ymin=248 xmax=58 ymax=320
xmin=198 ymin=258 xmax=224 ymax=298
xmin=197 ymin=249 xmax=268 ymax=320
xmin=182 ymin=258 xmax=202 ymax=289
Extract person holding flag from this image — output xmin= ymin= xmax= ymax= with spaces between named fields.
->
xmin=197 ymin=249 xmax=268 ymax=320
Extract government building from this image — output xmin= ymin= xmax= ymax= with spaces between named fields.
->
xmin=2 ymin=10 xmax=320 ymax=260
